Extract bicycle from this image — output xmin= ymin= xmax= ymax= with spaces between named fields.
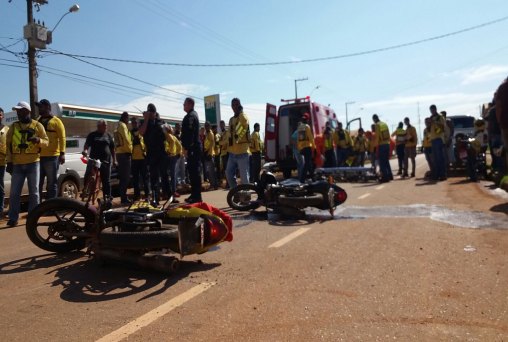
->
xmin=80 ymin=155 xmax=108 ymax=206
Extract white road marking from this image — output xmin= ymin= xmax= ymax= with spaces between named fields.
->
xmin=268 ymin=228 xmax=311 ymax=248
xmin=375 ymin=185 xmax=385 ymax=190
xmin=96 ymin=282 xmax=215 ymax=342
xmin=358 ymin=193 xmax=371 ymax=199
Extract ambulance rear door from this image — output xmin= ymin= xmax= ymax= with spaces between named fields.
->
xmin=264 ymin=103 xmax=278 ymax=161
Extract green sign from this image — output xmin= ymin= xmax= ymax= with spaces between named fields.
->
xmin=204 ymin=94 xmax=221 ymax=126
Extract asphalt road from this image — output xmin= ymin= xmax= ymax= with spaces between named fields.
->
xmin=1 ymin=155 xmax=508 ymax=341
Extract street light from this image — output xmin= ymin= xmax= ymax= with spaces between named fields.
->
xmin=52 ymin=4 xmax=79 ymax=32
xmin=294 ymin=77 xmax=308 ymax=99
xmin=345 ymin=101 xmax=355 ymax=126
xmin=309 ymin=85 xmax=320 ymax=97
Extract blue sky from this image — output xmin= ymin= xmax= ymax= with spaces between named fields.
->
xmin=2 ymin=0 xmax=508 ymax=137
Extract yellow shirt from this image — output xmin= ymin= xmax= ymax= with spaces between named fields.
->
xmin=353 ymin=135 xmax=367 ymax=152
xmin=393 ymin=128 xmax=406 ymax=146
xmin=114 ymin=121 xmax=133 ymax=154
xmin=39 ymin=116 xmax=66 ymax=157
xmin=131 ymin=130 xmax=146 ymax=160
xmin=323 ymin=133 xmax=334 ymax=151
xmin=375 ymin=121 xmax=390 ymax=146
xmin=0 ymin=125 xmax=8 ymax=166
xmin=333 ymin=129 xmax=352 ymax=149
xmin=228 ymin=112 xmax=250 ymax=155
xmin=219 ymin=131 xmax=230 ymax=156
xmin=250 ymin=131 xmax=261 ymax=153
xmin=204 ymin=130 xmax=215 ymax=157
xmin=423 ymin=128 xmax=432 ymax=148
xmin=297 ymin=122 xmax=314 ymax=151
xmin=429 ymin=114 xmax=445 ymax=141
xmin=405 ymin=126 xmax=418 ymax=148
xmin=7 ymin=120 xmax=49 ymax=165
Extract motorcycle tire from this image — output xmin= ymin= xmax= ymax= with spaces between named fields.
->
xmin=278 ymin=193 xmax=324 ymax=208
xmin=99 ymin=228 xmax=179 ymax=250
xmin=227 ymin=183 xmax=262 ymax=211
xmin=26 ymin=198 xmax=96 ymax=253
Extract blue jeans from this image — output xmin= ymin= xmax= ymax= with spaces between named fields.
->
xmin=168 ymin=155 xmax=180 ymax=194
xmin=40 ymin=156 xmax=59 ymax=200
xmin=293 ymin=149 xmax=304 ymax=180
xmin=378 ymin=144 xmax=393 ymax=180
xmin=226 ymin=153 xmax=250 ymax=188
xmin=9 ymin=162 xmax=40 ymax=222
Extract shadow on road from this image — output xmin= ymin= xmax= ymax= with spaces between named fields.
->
xmin=490 ymin=203 xmax=508 ymax=215
xmin=0 ymin=252 xmax=220 ymax=303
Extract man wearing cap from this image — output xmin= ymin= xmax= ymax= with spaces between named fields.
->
xmin=297 ymin=112 xmax=315 ymax=182
xmin=6 ymin=101 xmax=48 ymax=227
xmin=37 ymin=99 xmax=66 ymax=200
xmin=0 ymin=108 xmax=8 ymax=218
xmin=226 ymin=98 xmax=251 ymax=188
xmin=114 ymin=112 xmax=132 ymax=204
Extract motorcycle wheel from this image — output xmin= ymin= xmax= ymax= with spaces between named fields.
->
xmin=227 ymin=184 xmax=262 ymax=211
xmin=278 ymin=193 xmax=324 ymax=208
xmin=99 ymin=228 xmax=179 ymax=250
xmin=26 ymin=198 xmax=96 ymax=253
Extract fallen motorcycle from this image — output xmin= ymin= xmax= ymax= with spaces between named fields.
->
xmin=227 ymin=163 xmax=347 ymax=218
xmin=25 ymin=198 xmax=233 ymax=273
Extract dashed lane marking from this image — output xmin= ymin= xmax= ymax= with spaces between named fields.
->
xmin=375 ymin=185 xmax=385 ymax=190
xmin=96 ymin=282 xmax=215 ymax=342
xmin=268 ymin=228 xmax=311 ymax=248
xmin=358 ymin=193 xmax=371 ymax=199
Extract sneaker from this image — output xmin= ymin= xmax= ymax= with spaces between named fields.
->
xmin=410 ymin=173 xmax=415 ymax=178
xmin=6 ymin=220 xmax=18 ymax=227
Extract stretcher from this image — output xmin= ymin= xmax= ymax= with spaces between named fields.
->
xmin=315 ymin=166 xmax=378 ymax=182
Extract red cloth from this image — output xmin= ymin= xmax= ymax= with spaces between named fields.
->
xmin=184 ymin=202 xmax=233 ymax=242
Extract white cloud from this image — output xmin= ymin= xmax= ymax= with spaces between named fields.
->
xmin=461 ymin=65 xmax=508 ymax=85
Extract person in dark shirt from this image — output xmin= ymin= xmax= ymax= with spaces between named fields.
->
xmin=486 ymin=101 xmax=504 ymax=173
xmin=181 ymin=97 xmax=202 ymax=203
xmin=82 ymin=119 xmax=116 ymax=200
xmin=139 ymin=103 xmax=171 ymax=205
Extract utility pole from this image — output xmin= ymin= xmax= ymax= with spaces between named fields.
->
xmin=417 ymin=102 xmax=422 ymax=143
xmin=27 ymin=0 xmax=39 ymax=118
xmin=294 ymin=77 xmax=308 ymax=99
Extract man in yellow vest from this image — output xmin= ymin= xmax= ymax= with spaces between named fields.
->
xmin=165 ymin=124 xmax=182 ymax=202
xmin=429 ymin=104 xmax=446 ymax=181
xmin=212 ymin=124 xmax=221 ymax=187
xmin=37 ymin=99 xmax=66 ymax=200
xmin=130 ymin=117 xmax=150 ymax=201
xmin=297 ymin=112 xmax=315 ymax=182
xmin=203 ymin=121 xmax=218 ymax=189
xmin=353 ymin=127 xmax=368 ymax=167
xmin=6 ymin=101 xmax=49 ymax=227
xmin=391 ymin=122 xmax=406 ymax=176
xmin=249 ymin=122 xmax=262 ymax=183
xmin=372 ymin=114 xmax=393 ymax=182
xmin=403 ymin=117 xmax=418 ymax=178
xmin=334 ymin=122 xmax=352 ymax=167
xmin=322 ymin=126 xmax=336 ymax=168
xmin=0 ymin=107 xmax=8 ymax=218
xmin=226 ymin=98 xmax=250 ymax=188
xmin=218 ymin=120 xmax=230 ymax=188
xmin=114 ymin=112 xmax=133 ymax=204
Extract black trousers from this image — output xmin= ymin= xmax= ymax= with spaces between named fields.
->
xmin=131 ymin=158 xmax=150 ymax=198
xmin=148 ymin=155 xmax=171 ymax=203
xmin=187 ymin=148 xmax=202 ymax=200
xmin=300 ymin=147 xmax=314 ymax=182
xmin=250 ymin=152 xmax=261 ymax=183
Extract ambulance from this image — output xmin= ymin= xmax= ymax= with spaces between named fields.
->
xmin=264 ymin=97 xmax=338 ymax=178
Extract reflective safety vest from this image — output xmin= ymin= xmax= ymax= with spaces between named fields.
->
xmin=297 ymin=122 xmax=314 ymax=151
xmin=354 ymin=135 xmax=367 ymax=152
xmin=324 ymin=134 xmax=334 ymax=150
xmin=228 ymin=112 xmax=250 ymax=154
xmin=376 ymin=121 xmax=391 ymax=145
xmin=131 ymin=130 xmax=146 ymax=160
xmin=395 ymin=128 xmax=406 ymax=145
xmin=11 ymin=121 xmax=39 ymax=154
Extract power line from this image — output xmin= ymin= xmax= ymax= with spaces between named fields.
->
xmin=42 ymin=14 xmax=508 ymax=68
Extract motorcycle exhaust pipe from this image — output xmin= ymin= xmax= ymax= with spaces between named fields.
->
xmin=95 ymin=248 xmax=180 ymax=274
